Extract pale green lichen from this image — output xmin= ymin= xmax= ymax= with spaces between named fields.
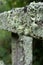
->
xmin=0 ymin=2 xmax=43 ymax=39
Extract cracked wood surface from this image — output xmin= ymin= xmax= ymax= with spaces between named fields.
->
xmin=0 ymin=2 xmax=43 ymax=39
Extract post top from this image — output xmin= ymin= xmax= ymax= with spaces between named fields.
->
xmin=0 ymin=2 xmax=43 ymax=39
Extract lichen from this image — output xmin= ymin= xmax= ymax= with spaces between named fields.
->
xmin=0 ymin=2 xmax=43 ymax=39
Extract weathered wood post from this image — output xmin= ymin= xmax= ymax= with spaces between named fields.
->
xmin=11 ymin=33 xmax=32 ymax=65
xmin=0 ymin=2 xmax=43 ymax=65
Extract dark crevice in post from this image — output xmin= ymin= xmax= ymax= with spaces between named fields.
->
xmin=12 ymin=32 xmax=19 ymax=39
xmin=32 ymin=38 xmax=43 ymax=65
xmin=24 ymin=7 xmax=27 ymax=13
xmin=11 ymin=32 xmax=19 ymax=65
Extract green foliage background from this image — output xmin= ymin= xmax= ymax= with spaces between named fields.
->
xmin=0 ymin=0 xmax=43 ymax=65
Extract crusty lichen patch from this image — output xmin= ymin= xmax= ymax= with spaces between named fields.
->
xmin=0 ymin=2 xmax=43 ymax=39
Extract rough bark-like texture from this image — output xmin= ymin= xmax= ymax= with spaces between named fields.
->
xmin=11 ymin=34 xmax=25 ymax=65
xmin=0 ymin=2 xmax=43 ymax=39
xmin=0 ymin=2 xmax=43 ymax=65
xmin=11 ymin=34 xmax=32 ymax=65
xmin=22 ymin=36 xmax=32 ymax=65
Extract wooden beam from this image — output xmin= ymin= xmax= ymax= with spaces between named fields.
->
xmin=0 ymin=2 xmax=43 ymax=39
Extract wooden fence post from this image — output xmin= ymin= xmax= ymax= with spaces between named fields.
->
xmin=11 ymin=32 xmax=32 ymax=65
xmin=0 ymin=2 xmax=43 ymax=65
xmin=11 ymin=33 xmax=25 ymax=65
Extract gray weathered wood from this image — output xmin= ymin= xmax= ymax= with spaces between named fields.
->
xmin=0 ymin=2 xmax=43 ymax=39
xmin=11 ymin=33 xmax=25 ymax=65
xmin=0 ymin=2 xmax=43 ymax=65
xmin=11 ymin=34 xmax=32 ymax=65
